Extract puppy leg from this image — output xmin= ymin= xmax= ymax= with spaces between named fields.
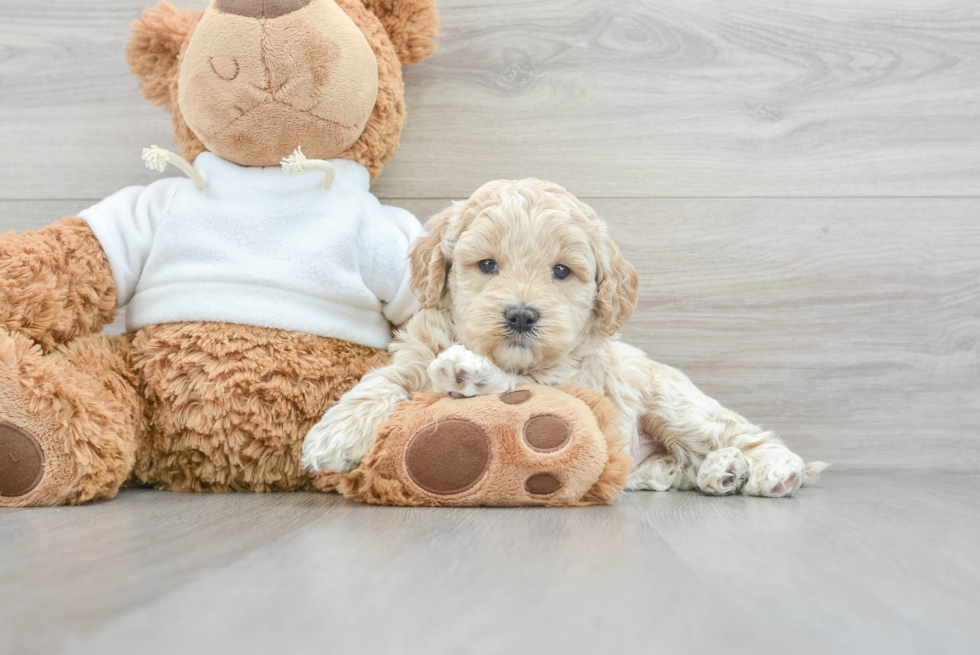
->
xmin=619 ymin=346 xmax=823 ymax=497
xmin=648 ymin=366 xmax=821 ymax=497
xmin=302 ymin=373 xmax=411 ymax=473
xmin=303 ymin=308 xmax=458 ymax=473
xmin=428 ymin=345 xmax=522 ymax=398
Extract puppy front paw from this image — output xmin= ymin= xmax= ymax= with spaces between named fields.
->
xmin=428 ymin=345 xmax=514 ymax=398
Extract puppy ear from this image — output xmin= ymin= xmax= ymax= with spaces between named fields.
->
xmin=596 ymin=238 xmax=639 ymax=336
xmin=409 ymin=204 xmax=456 ymax=309
xmin=361 ymin=0 xmax=439 ymax=65
xmin=126 ymin=2 xmax=202 ymax=107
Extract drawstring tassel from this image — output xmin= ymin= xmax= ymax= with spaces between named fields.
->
xmin=142 ymin=146 xmax=209 ymax=190
xmin=281 ymin=147 xmax=335 ymax=190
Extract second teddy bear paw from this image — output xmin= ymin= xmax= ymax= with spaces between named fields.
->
xmin=336 ymin=385 xmax=631 ymax=507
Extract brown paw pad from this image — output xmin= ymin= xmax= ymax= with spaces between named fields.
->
xmin=405 ymin=420 xmax=491 ymax=495
xmin=499 ymin=390 xmax=532 ymax=405
xmin=525 ymin=472 xmax=562 ymax=496
xmin=0 ymin=421 xmax=45 ymax=498
xmin=523 ymin=415 xmax=571 ymax=453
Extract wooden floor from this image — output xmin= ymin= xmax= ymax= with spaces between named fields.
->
xmin=1 ymin=472 xmax=978 ymax=654
xmin=1 ymin=1 xmax=979 ymax=652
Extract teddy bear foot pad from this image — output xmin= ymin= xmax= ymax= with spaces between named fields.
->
xmin=0 ymin=422 xmax=45 ymax=499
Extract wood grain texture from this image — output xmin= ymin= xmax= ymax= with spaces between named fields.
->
xmin=1 ymin=1 xmax=980 ymax=199
xmin=3 ymin=198 xmax=977 ymax=471
xmin=0 ymin=473 xmax=978 ymax=655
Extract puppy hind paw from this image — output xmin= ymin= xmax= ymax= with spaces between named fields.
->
xmin=744 ymin=454 xmax=806 ymax=498
xmin=697 ymin=447 xmax=749 ymax=496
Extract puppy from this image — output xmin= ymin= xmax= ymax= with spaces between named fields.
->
xmin=303 ymin=179 xmax=826 ymax=496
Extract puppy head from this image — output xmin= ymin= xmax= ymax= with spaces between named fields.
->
xmin=410 ymin=179 xmax=638 ymax=372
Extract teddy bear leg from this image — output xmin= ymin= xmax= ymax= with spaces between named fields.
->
xmin=130 ymin=322 xmax=387 ymax=494
xmin=0 ymin=331 xmax=144 ymax=507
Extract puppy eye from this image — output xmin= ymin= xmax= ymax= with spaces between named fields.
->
xmin=553 ymin=264 xmax=571 ymax=280
xmin=479 ymin=259 xmax=499 ymax=274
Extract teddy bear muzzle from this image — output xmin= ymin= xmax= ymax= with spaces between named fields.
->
xmin=178 ymin=0 xmax=381 ymax=167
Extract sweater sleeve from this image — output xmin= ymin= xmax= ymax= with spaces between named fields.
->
xmin=77 ymin=179 xmax=181 ymax=307
xmin=360 ymin=200 xmax=424 ymax=326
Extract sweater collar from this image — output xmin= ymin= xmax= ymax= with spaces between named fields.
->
xmin=192 ymin=152 xmax=371 ymax=194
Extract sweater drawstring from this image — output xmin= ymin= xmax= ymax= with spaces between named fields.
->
xmin=141 ymin=146 xmax=209 ymax=190
xmin=281 ymin=147 xmax=335 ymax=190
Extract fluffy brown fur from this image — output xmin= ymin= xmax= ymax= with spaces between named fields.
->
xmin=327 ymin=384 xmax=628 ymax=507
xmin=563 ymin=385 xmax=633 ymax=505
xmin=361 ymin=0 xmax=440 ymax=65
xmin=131 ymin=322 xmax=387 ymax=493
xmin=0 ymin=218 xmax=117 ymax=354
xmin=0 ymin=331 xmax=142 ymax=506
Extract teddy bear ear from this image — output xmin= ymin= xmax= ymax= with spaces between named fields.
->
xmin=126 ymin=2 xmax=203 ymax=107
xmin=361 ymin=0 xmax=439 ymax=65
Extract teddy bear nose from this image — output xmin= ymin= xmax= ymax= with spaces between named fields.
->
xmin=214 ymin=0 xmax=313 ymax=19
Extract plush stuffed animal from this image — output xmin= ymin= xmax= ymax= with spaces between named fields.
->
xmin=323 ymin=385 xmax=631 ymax=507
xmin=0 ymin=0 xmax=440 ymax=507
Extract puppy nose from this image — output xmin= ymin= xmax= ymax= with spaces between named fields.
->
xmin=505 ymin=305 xmax=540 ymax=334
xmin=215 ymin=0 xmax=313 ymax=19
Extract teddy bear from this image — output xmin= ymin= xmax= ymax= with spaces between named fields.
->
xmin=0 ymin=0 xmax=441 ymax=507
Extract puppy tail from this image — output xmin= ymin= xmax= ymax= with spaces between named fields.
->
xmin=803 ymin=461 xmax=830 ymax=486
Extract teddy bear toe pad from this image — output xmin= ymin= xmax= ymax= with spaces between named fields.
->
xmin=523 ymin=415 xmax=571 ymax=453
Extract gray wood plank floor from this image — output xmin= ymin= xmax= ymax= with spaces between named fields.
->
xmin=1 ymin=473 xmax=978 ymax=655
xmin=1 ymin=2 xmax=978 ymax=652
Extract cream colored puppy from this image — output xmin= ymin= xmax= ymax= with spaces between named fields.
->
xmin=303 ymin=180 xmax=826 ymax=496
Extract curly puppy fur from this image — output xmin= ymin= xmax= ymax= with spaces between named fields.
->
xmin=126 ymin=0 xmax=438 ymax=179
xmin=304 ymin=180 xmax=827 ymax=497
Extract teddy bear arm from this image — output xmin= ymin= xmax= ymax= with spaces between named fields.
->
xmin=0 ymin=217 xmax=118 ymax=353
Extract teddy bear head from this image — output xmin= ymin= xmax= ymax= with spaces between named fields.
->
xmin=126 ymin=0 xmax=438 ymax=179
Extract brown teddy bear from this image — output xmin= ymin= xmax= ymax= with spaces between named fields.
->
xmin=0 ymin=0 xmax=440 ymax=507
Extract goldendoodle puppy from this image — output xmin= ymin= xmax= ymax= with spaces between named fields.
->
xmin=303 ymin=179 xmax=826 ymax=496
